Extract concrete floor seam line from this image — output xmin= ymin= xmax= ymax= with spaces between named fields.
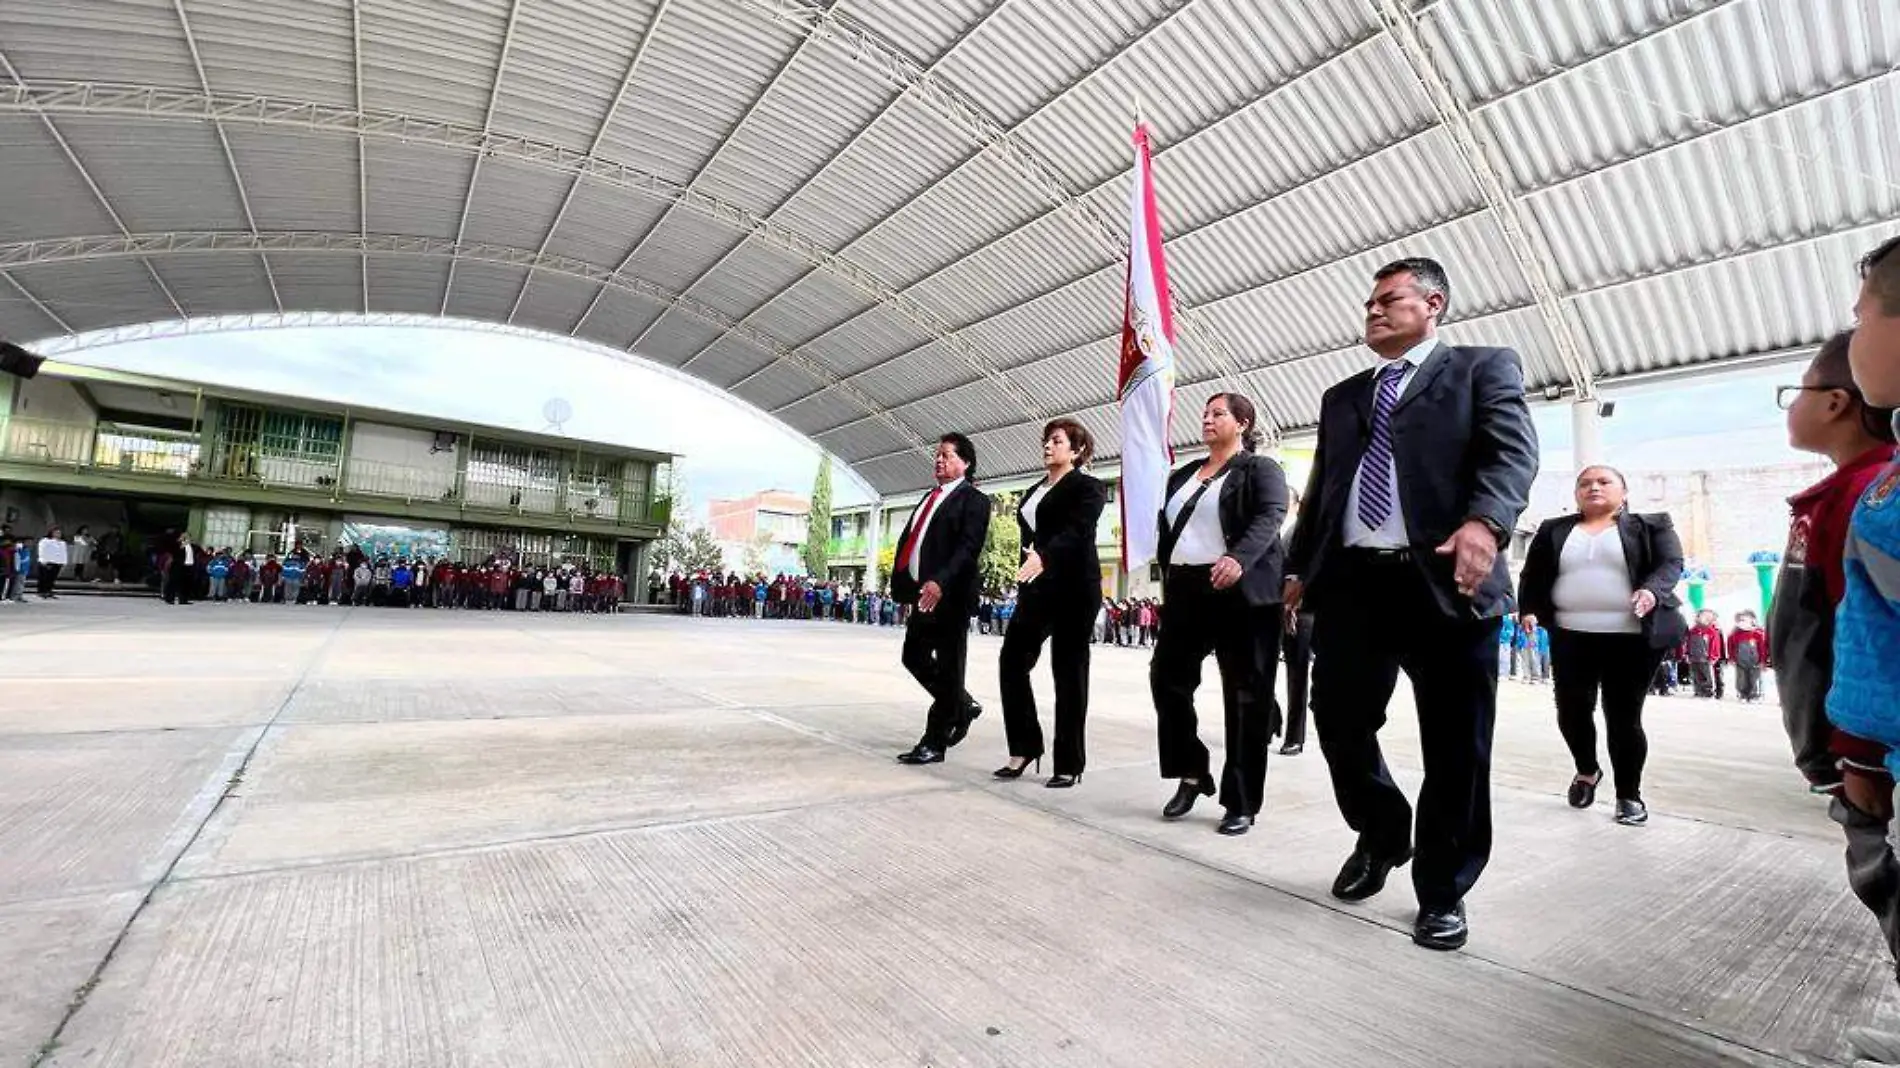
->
xmin=23 ymin=607 xmax=351 ymax=1068
xmin=728 ymin=720 xmax=1815 ymax=1067
xmin=960 ymin=785 xmax=1809 ymax=1068
xmin=155 ymin=781 xmax=961 ymax=889
xmin=0 ymin=614 xmax=132 ymax=641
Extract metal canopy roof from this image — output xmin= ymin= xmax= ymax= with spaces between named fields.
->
xmin=1 ymin=0 xmax=1894 ymax=495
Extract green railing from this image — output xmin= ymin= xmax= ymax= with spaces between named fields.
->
xmin=828 ymin=535 xmax=870 ymax=560
xmin=1 ymin=416 xmax=665 ymax=528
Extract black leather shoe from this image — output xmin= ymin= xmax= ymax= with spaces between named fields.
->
xmin=1568 ymin=772 xmax=1601 ymax=809
xmin=1045 ymin=773 xmax=1081 ymax=789
xmin=946 ymin=702 xmax=983 ymax=748
xmin=1161 ymin=778 xmax=1214 ymax=820
xmin=1330 ymin=846 xmax=1413 ymax=902
xmin=896 ymin=746 xmax=944 ymax=765
xmin=1413 ymin=903 xmax=1468 ymax=951
xmin=1217 ymin=811 xmax=1254 ymax=836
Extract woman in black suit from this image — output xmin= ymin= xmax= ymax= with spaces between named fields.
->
xmin=1517 ymin=465 xmax=1685 ymax=827
xmin=1151 ymin=393 xmax=1289 ymax=836
xmin=996 ymin=418 xmax=1108 ymax=788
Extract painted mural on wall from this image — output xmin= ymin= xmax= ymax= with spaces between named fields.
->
xmin=338 ymin=521 xmax=452 ymax=560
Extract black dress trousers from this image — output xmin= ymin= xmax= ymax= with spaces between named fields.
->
xmin=1150 ymin=565 xmax=1282 ymax=817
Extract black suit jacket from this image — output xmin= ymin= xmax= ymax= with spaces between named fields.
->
xmin=1156 ymin=452 xmax=1289 ymax=607
xmin=1287 ymin=343 xmax=1539 ymax=619
xmin=1516 ymin=511 xmax=1688 ymax=651
xmin=1016 ymin=470 xmax=1107 ymax=602
xmin=889 ymin=480 xmax=991 ymax=614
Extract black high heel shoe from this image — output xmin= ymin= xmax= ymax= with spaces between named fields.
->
xmin=1045 ymin=772 xmax=1081 ymax=789
xmin=993 ymin=756 xmax=1040 ymax=780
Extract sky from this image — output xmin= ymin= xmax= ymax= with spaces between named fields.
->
xmin=59 ymin=323 xmax=876 ymax=520
xmin=56 ymin=323 xmax=1815 ymax=523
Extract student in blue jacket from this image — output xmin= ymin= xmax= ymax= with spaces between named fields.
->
xmin=1833 ymin=237 xmax=1900 ymax=1067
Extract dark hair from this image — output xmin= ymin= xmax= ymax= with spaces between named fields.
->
xmin=1041 ymin=418 xmax=1094 ymax=465
xmin=1862 ymin=235 xmax=1900 ymax=317
xmin=1576 ymin=464 xmax=1628 ymax=490
xmin=1206 ymin=392 xmax=1265 ymax=453
xmin=939 ymin=432 xmax=977 ymax=479
xmin=1373 ymin=257 xmax=1452 ymax=318
xmin=1812 ymin=330 xmax=1897 ymax=444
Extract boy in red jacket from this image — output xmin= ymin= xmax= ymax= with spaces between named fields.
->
xmin=1770 ymin=329 xmax=1898 ymax=794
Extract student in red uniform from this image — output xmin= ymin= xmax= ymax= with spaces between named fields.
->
xmin=1771 ymin=328 xmax=1899 ymax=794
xmin=1726 ymin=611 xmax=1769 ymax=703
xmin=1686 ymin=610 xmax=1726 ymax=698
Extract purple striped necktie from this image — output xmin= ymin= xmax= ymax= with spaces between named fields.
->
xmin=1356 ymin=361 xmax=1408 ymax=531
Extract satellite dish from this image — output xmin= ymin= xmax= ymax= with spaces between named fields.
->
xmin=542 ymin=397 xmax=573 ymax=432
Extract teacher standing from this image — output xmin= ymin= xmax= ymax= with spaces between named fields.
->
xmin=1151 ymin=393 xmax=1289 ymax=837
xmin=1516 ymin=466 xmax=1685 ymax=827
xmin=996 ymin=418 xmax=1108 ymax=788
xmin=1284 ymin=257 xmax=1538 ymax=951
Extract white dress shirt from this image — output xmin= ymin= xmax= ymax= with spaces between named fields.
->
xmin=1020 ymin=475 xmax=1058 ymax=543
xmin=36 ymin=537 xmax=68 ymax=566
xmin=1163 ymin=471 xmax=1230 ymax=566
xmin=1552 ymin=525 xmax=1641 ymax=634
xmin=907 ymin=477 xmax=964 ymax=582
xmin=1344 ymin=337 xmax=1442 ymax=549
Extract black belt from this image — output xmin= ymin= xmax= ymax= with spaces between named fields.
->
xmin=1346 ymin=546 xmax=1413 ymax=564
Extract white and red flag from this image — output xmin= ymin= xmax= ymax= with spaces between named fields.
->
xmin=1118 ymin=121 xmax=1177 ymax=572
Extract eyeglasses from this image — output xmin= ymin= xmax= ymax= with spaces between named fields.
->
xmin=1777 ymin=384 xmax=1857 ymax=410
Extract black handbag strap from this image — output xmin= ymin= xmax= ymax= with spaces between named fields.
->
xmin=1157 ymin=456 xmax=1239 ymax=567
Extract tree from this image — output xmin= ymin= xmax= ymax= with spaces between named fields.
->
xmin=742 ymin=530 xmax=773 ymax=575
xmin=655 ymin=524 xmax=726 ymax=575
xmin=979 ymin=491 xmax=1021 ymax=595
xmin=876 ymin=544 xmax=896 ymax=593
xmin=803 ymin=455 xmax=833 ymax=578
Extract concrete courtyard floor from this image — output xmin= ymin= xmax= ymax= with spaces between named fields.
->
xmin=0 ymin=598 xmax=1890 ymax=1067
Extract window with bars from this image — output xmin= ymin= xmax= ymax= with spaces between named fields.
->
xmin=216 ymin=404 xmax=342 ymax=476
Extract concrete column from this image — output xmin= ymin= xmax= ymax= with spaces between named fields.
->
xmin=1571 ymin=400 xmax=1604 ymax=469
xmin=864 ymin=503 xmax=884 ymax=593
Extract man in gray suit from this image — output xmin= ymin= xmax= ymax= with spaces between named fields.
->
xmin=1284 ymin=257 xmax=1539 ymax=952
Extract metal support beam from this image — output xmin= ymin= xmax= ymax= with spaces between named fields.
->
xmin=729 ymin=0 xmax=1269 ymax=435
xmin=633 ymin=0 xmax=1021 ymax=360
xmin=0 ymin=229 xmax=936 ymax=461
xmin=512 ymin=0 xmax=674 ymax=325
xmin=0 ymin=56 xmax=187 ymax=321
xmin=1372 ymin=0 xmax=1595 ymax=397
xmin=1 ymin=271 xmax=74 ymax=334
xmin=352 ymin=0 xmax=368 ymax=312
xmin=573 ymin=0 xmax=835 ymax=338
xmin=442 ymin=0 xmax=524 ymax=316
xmin=172 ymin=0 xmax=283 ymax=314
xmin=0 ymin=81 xmax=1027 ymax=423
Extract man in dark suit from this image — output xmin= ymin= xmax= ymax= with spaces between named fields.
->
xmin=891 ymin=433 xmax=993 ymax=765
xmin=1284 ymin=257 xmax=1538 ymax=951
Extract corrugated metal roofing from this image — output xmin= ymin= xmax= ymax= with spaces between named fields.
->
xmin=0 ymin=0 xmax=1891 ymax=495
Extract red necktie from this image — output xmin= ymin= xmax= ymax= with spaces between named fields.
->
xmin=896 ymin=487 xmax=944 ymax=574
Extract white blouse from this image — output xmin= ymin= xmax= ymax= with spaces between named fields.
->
xmin=1020 ymin=477 xmax=1056 ymax=540
xmin=1163 ymin=471 xmax=1229 ymax=566
xmin=1552 ymin=525 xmax=1641 ymax=635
